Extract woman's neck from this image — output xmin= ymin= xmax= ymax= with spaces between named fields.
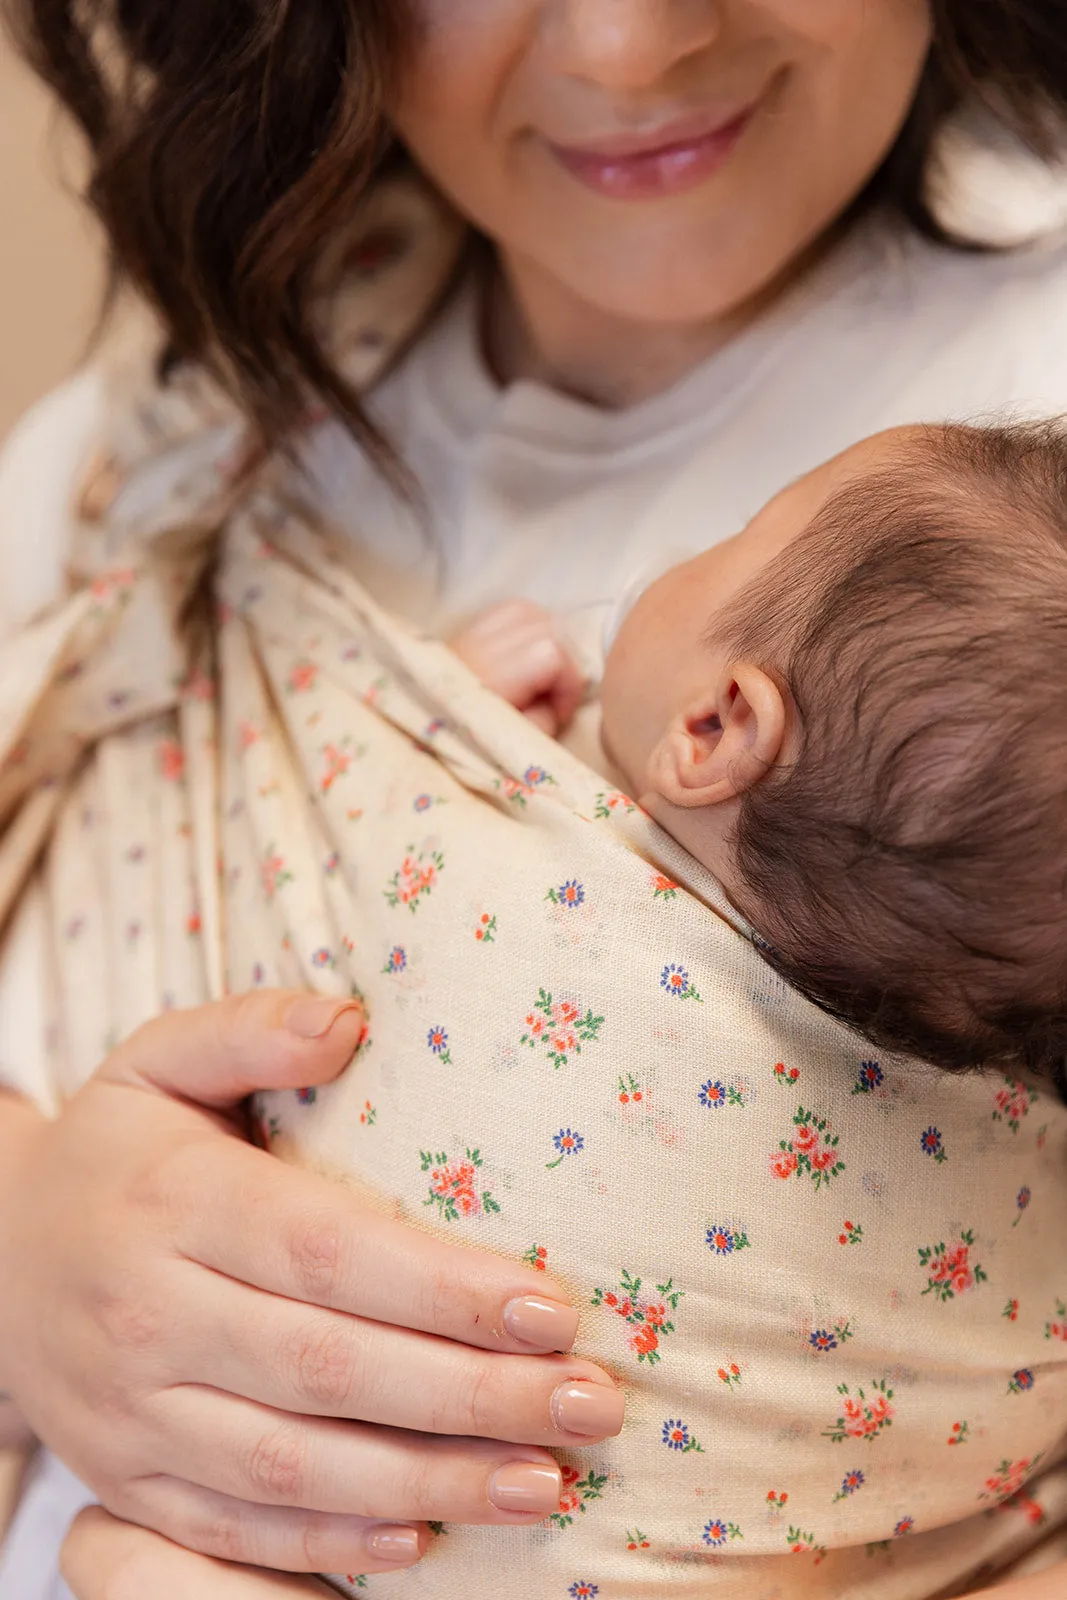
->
xmin=482 ymin=230 xmax=841 ymax=410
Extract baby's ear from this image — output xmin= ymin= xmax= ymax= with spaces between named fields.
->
xmin=646 ymin=664 xmax=786 ymax=808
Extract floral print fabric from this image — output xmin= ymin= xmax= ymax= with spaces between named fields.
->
xmin=0 ymin=171 xmax=1065 ymax=1599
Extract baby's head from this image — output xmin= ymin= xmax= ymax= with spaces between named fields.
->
xmin=602 ymin=422 xmax=1067 ymax=1087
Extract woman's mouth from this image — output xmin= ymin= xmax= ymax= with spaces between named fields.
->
xmin=547 ymin=104 xmax=758 ymax=201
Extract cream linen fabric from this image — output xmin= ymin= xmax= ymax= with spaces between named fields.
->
xmin=1 ymin=171 xmax=1067 ymax=1600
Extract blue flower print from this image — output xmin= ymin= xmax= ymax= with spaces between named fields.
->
xmin=1017 ymin=1185 xmax=1032 ymax=1213
xmin=699 ymin=1079 xmax=744 ymax=1110
xmin=894 ymin=1518 xmax=915 ymax=1536
xmin=662 ymin=1420 xmax=704 ymax=1453
xmin=568 ymin=1586 xmax=598 ymax=1599
xmin=809 ymin=1329 xmax=838 ymax=1353
xmin=297 ymin=1087 xmax=317 ymax=1106
xmin=661 ymin=962 xmax=702 ymax=1002
xmin=524 ymin=765 xmax=553 ymax=788
xmin=311 ymin=947 xmax=334 ymax=969
xmin=921 ymin=1126 xmax=947 ymax=1164
xmin=382 ymin=946 xmax=407 ymax=975
xmin=413 ymin=794 xmax=433 ymax=813
xmin=706 ymin=1225 xmax=750 ymax=1256
xmin=702 ymin=1518 xmax=743 ymax=1547
xmin=852 ymin=1059 xmax=884 ymax=1094
xmin=1008 ymin=1368 xmax=1035 ymax=1395
xmin=548 ymin=879 xmax=585 ymax=909
xmin=427 ymin=1026 xmax=453 ymax=1067
xmin=833 ymin=1469 xmax=865 ymax=1502
xmin=547 ymin=1128 xmax=585 ymax=1169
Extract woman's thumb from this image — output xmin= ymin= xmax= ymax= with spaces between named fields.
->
xmin=102 ymin=990 xmax=368 ymax=1107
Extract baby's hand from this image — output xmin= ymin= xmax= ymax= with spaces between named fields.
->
xmin=450 ymin=600 xmax=587 ymax=737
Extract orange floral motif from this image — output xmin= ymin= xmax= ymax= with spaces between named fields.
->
xmin=384 ymin=846 xmax=445 ymax=913
xmin=822 ymin=1378 xmax=894 ymax=1444
xmin=981 ymin=1455 xmax=1044 ymax=1505
xmin=592 ymin=1270 xmax=683 ymax=1366
xmin=158 ymin=739 xmax=184 ymax=783
xmin=521 ymin=988 xmax=603 ymax=1069
xmin=287 ymin=659 xmax=319 ymax=694
xmin=420 ymin=1147 xmax=500 ymax=1222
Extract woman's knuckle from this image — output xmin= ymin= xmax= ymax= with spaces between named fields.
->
xmin=191 ymin=1504 xmax=249 ymax=1564
xmin=286 ymin=1209 xmax=347 ymax=1305
xmin=285 ymin=1316 xmax=361 ymax=1409
xmin=94 ymin=1288 xmax=166 ymax=1358
xmin=299 ymin=1509 xmax=339 ymax=1570
xmin=246 ymin=1420 xmax=309 ymax=1501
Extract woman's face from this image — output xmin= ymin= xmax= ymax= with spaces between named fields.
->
xmin=393 ymin=0 xmax=932 ymax=328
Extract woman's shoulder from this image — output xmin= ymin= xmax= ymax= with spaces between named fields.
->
xmin=0 ymin=367 xmax=108 ymax=629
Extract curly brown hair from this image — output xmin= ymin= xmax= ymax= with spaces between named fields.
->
xmin=7 ymin=1 xmax=1067 ymax=451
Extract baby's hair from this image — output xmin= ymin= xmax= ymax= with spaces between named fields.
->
xmin=724 ymin=422 xmax=1067 ymax=1094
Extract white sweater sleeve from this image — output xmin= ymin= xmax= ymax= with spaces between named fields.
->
xmin=0 ymin=369 xmax=108 ymax=1111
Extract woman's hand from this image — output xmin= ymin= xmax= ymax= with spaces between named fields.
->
xmin=62 ymin=1508 xmax=336 ymax=1598
xmin=0 ymin=991 xmax=624 ymax=1575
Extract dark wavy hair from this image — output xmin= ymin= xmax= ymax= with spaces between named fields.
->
xmin=6 ymin=0 xmax=1067 ymax=450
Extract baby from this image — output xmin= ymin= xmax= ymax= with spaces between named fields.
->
xmin=453 ymin=421 xmax=1067 ymax=1088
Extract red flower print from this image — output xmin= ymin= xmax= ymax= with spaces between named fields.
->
xmin=384 ymin=847 xmax=445 ymax=913
xmin=1044 ymin=1299 xmax=1067 ymax=1340
xmin=992 ymin=1075 xmax=1038 ymax=1133
xmin=320 ymin=742 xmax=353 ymax=793
xmin=548 ymin=1467 xmax=607 ymax=1529
xmin=260 ymin=845 xmax=292 ymax=903
xmin=523 ymin=1244 xmax=548 ymax=1272
xmin=772 ymin=1106 xmax=844 ymax=1190
xmin=594 ymin=789 xmax=637 ymax=818
xmin=948 ymin=1421 xmax=970 ymax=1446
xmin=981 ymin=1455 xmax=1044 ymax=1504
xmin=625 ymin=1528 xmax=651 ymax=1550
xmin=823 ymin=1379 xmax=895 ymax=1444
xmin=239 ymin=719 xmax=260 ymax=750
xmin=521 ymin=988 xmax=604 ymax=1069
xmin=838 ymin=1220 xmax=863 ymax=1246
xmin=476 ymin=913 xmax=498 ymax=943
xmin=288 ymin=660 xmax=319 ymax=694
xmin=158 ymin=739 xmax=184 ymax=783
xmin=919 ymin=1231 xmax=987 ymax=1302
xmin=420 ymin=1148 xmax=500 ymax=1223
xmin=593 ymin=1270 xmax=683 ymax=1366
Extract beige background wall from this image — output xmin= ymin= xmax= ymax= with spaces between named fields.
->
xmin=0 ymin=36 xmax=104 ymax=441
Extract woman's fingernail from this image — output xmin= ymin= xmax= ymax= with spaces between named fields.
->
xmin=503 ymin=1296 xmax=579 ymax=1351
xmin=551 ymin=1381 xmax=626 ymax=1439
xmin=286 ymin=996 xmax=363 ymax=1041
xmin=488 ymin=1463 xmax=562 ymax=1514
xmin=368 ymin=1526 xmax=422 ymax=1563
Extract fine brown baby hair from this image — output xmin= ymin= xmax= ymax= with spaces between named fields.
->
xmin=722 ymin=421 xmax=1067 ymax=1096
xmin=5 ymin=1 xmax=1067 ymax=458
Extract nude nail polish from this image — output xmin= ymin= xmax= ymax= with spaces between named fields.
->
xmin=503 ymin=1295 xmax=580 ymax=1351
xmin=488 ymin=1462 xmax=562 ymax=1514
xmin=551 ymin=1380 xmax=626 ymax=1438
xmin=368 ymin=1526 xmax=422 ymax=1563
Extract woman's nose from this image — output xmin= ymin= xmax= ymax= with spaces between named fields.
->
xmin=545 ymin=0 xmax=723 ymax=91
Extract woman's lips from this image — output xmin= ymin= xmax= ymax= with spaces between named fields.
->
xmin=548 ymin=107 xmax=756 ymax=201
